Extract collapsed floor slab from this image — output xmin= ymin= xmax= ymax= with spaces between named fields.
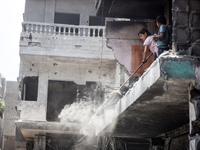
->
xmin=82 ymin=52 xmax=198 ymax=140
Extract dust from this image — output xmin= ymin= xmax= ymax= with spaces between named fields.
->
xmin=58 ymin=92 xmax=122 ymax=136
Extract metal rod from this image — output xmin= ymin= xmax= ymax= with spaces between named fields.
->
xmin=95 ymin=53 xmax=153 ymax=111
xmin=119 ymin=52 xmax=153 ymax=90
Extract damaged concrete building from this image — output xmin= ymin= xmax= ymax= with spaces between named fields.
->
xmin=14 ymin=0 xmax=121 ymax=149
xmin=2 ymin=0 xmax=200 ymax=149
xmin=0 ymin=74 xmax=6 ymax=149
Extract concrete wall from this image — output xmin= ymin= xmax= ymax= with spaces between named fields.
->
xmin=0 ymin=74 xmax=6 ymax=150
xmin=19 ymin=0 xmax=122 ymax=123
xmin=24 ymin=0 xmax=96 ymax=25
xmin=3 ymin=81 xmax=19 ymax=150
xmin=0 ymin=74 xmax=6 ymax=100
xmin=20 ymin=33 xmax=114 ymax=60
xmin=106 ymin=21 xmax=156 ymax=74
xmin=17 ymin=59 xmax=119 ymax=121
xmin=172 ymin=0 xmax=200 ymax=56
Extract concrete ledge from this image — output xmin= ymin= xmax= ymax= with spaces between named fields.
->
xmin=15 ymin=121 xmax=81 ymax=140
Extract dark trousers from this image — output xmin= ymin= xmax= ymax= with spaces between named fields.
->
xmin=158 ymin=47 xmax=169 ymax=56
xmin=154 ymin=47 xmax=169 ymax=61
xmin=154 ymin=52 xmax=157 ymax=61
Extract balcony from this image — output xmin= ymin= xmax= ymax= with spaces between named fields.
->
xmin=19 ymin=22 xmax=115 ymax=63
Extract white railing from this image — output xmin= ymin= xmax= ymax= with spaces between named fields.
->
xmin=22 ymin=22 xmax=105 ymax=37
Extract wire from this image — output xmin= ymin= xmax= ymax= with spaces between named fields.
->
xmin=98 ymin=0 xmax=105 ymax=83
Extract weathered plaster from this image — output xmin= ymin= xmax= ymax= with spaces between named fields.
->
xmin=4 ymin=81 xmax=19 ymax=150
xmin=24 ymin=0 xmax=96 ymax=25
xmin=195 ymin=67 xmax=200 ymax=89
xmin=106 ymin=21 xmax=156 ymax=73
xmin=163 ymin=61 xmax=195 ymax=79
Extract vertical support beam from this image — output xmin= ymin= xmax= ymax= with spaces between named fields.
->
xmin=3 ymin=81 xmax=18 ymax=150
xmin=44 ymin=0 xmax=55 ymax=23
xmin=34 ymin=135 xmax=46 ymax=150
xmin=37 ymin=75 xmax=48 ymax=121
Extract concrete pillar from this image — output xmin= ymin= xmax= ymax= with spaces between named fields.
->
xmin=3 ymin=81 xmax=18 ymax=150
xmin=37 ymin=75 xmax=48 ymax=121
xmin=44 ymin=0 xmax=55 ymax=23
xmin=34 ymin=135 xmax=46 ymax=150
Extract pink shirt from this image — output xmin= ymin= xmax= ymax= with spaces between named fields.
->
xmin=143 ymin=35 xmax=158 ymax=56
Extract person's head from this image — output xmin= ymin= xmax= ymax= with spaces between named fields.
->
xmin=156 ymin=15 xmax=167 ymax=27
xmin=83 ymin=89 xmax=87 ymax=94
xmin=138 ymin=28 xmax=151 ymax=41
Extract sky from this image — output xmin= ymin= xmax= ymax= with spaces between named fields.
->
xmin=0 ymin=0 xmax=25 ymax=81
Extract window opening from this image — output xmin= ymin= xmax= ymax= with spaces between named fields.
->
xmin=89 ymin=16 xmax=105 ymax=26
xmin=47 ymin=81 xmax=77 ymax=122
xmin=21 ymin=77 xmax=38 ymax=101
xmin=54 ymin=12 xmax=80 ymax=25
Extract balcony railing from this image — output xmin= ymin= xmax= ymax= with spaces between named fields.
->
xmin=22 ymin=22 xmax=105 ymax=37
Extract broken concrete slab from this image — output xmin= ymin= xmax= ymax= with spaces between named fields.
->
xmin=15 ymin=121 xmax=82 ymax=141
xmin=81 ymin=52 xmax=199 ymax=140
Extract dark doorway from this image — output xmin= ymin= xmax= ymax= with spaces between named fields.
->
xmin=54 ymin=12 xmax=80 ymax=25
xmin=21 ymin=76 xmax=38 ymax=101
xmin=47 ymin=81 xmax=77 ymax=122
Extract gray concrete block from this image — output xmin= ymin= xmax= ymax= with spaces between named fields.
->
xmin=191 ymin=29 xmax=200 ymax=42
xmin=175 ymin=28 xmax=190 ymax=43
xmin=177 ymin=43 xmax=190 ymax=52
xmin=173 ymin=0 xmax=189 ymax=11
xmin=191 ymin=43 xmax=200 ymax=56
xmin=175 ymin=12 xmax=189 ymax=27
xmin=191 ymin=13 xmax=200 ymax=27
xmin=189 ymin=0 xmax=200 ymax=10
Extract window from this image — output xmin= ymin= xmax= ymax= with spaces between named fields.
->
xmin=21 ymin=77 xmax=38 ymax=101
xmin=54 ymin=12 xmax=80 ymax=25
xmin=47 ymin=81 xmax=77 ymax=122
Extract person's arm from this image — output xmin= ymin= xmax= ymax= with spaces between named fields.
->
xmin=142 ymin=45 xmax=148 ymax=63
xmin=154 ymin=25 xmax=166 ymax=40
xmin=154 ymin=32 xmax=165 ymax=40
xmin=83 ymin=93 xmax=92 ymax=100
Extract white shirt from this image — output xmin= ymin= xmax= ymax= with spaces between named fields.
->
xmin=143 ymin=35 xmax=158 ymax=56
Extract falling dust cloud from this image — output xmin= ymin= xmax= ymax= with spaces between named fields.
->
xmin=58 ymin=92 xmax=123 ymax=138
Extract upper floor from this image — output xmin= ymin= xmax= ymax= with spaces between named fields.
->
xmin=20 ymin=0 xmax=114 ymax=62
xmin=24 ymin=0 xmax=104 ymax=26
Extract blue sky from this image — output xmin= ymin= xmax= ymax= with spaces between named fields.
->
xmin=0 ymin=0 xmax=25 ymax=81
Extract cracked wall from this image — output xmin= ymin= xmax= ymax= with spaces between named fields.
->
xmin=172 ymin=0 xmax=200 ymax=56
xmin=106 ymin=21 xmax=156 ymax=74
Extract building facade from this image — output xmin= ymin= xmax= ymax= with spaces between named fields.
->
xmin=3 ymin=0 xmax=200 ymax=149
xmin=0 ymin=74 xmax=6 ymax=149
xmin=15 ymin=0 xmax=127 ymax=149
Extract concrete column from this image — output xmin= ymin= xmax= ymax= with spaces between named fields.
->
xmin=34 ymin=135 xmax=46 ymax=150
xmin=44 ymin=0 xmax=55 ymax=23
xmin=37 ymin=75 xmax=48 ymax=120
xmin=3 ymin=81 xmax=18 ymax=150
